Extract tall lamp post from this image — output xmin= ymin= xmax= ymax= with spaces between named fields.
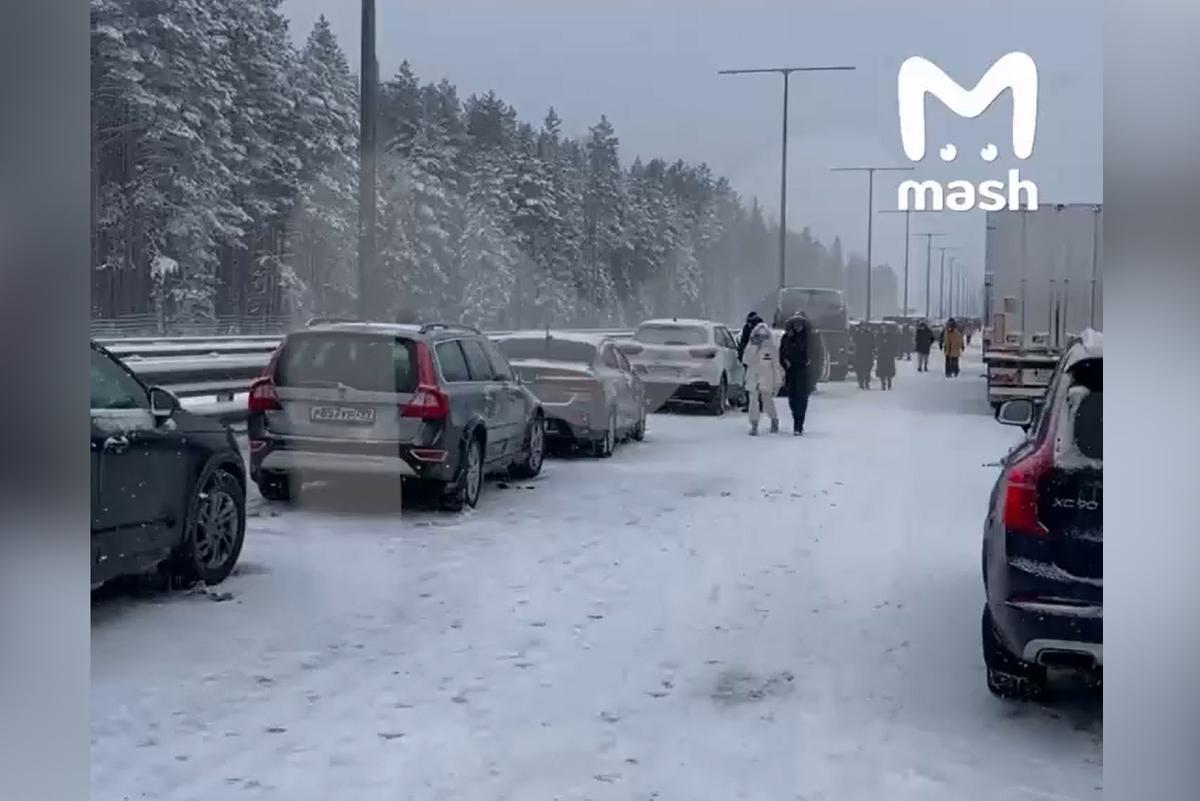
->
xmin=912 ymin=232 xmax=947 ymax=319
xmin=879 ymin=208 xmax=913 ymax=316
xmin=718 ymin=65 xmax=856 ymax=291
xmin=830 ymin=166 xmax=914 ymax=321
xmin=934 ymin=245 xmax=959 ymax=320
xmin=357 ymin=0 xmax=378 ymax=321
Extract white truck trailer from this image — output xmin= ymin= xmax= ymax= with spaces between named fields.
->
xmin=982 ymin=203 xmax=1102 ymax=409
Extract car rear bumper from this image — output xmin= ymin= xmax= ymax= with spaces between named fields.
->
xmin=991 ymin=590 xmax=1103 ymax=667
xmin=541 ymin=401 xmax=604 ymax=442
xmin=642 ymin=378 xmax=719 ymax=404
xmin=251 ymin=439 xmax=457 ymax=483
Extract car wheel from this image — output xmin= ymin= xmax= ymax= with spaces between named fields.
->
xmin=174 ymin=468 xmax=246 ymax=586
xmin=981 ymin=605 xmax=1048 ymax=701
xmin=256 ymin=471 xmax=291 ymax=503
xmin=632 ymin=406 xmax=647 ymax=441
xmin=443 ymin=435 xmax=484 ymax=511
xmin=510 ymin=414 xmax=546 ymax=479
xmin=592 ymin=409 xmax=616 ymax=458
xmin=707 ymin=376 xmax=728 ymax=416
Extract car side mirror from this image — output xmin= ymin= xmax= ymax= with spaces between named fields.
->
xmin=149 ymin=386 xmax=180 ymax=422
xmin=996 ymin=398 xmax=1034 ymax=429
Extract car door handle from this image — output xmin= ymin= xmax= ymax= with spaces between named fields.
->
xmin=103 ymin=435 xmax=130 ymax=454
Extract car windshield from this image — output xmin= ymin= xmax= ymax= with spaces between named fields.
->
xmin=634 ymin=325 xmax=709 ymax=346
xmin=275 ymin=334 xmax=416 ymax=393
xmin=496 ymin=337 xmax=597 ymax=364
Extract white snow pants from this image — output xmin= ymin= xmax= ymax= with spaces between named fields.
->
xmin=747 ymin=383 xmax=778 ymax=426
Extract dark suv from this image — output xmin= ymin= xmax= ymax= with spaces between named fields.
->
xmin=246 ymin=322 xmax=546 ymax=510
xmin=91 ymin=342 xmax=247 ymax=588
xmin=982 ymin=331 xmax=1102 ymax=699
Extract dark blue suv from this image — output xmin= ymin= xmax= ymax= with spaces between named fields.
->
xmin=982 ymin=332 xmax=1102 ymax=699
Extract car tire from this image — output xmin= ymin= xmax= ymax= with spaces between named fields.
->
xmin=592 ymin=409 xmax=617 ymax=458
xmin=256 ymin=471 xmax=292 ymax=503
xmin=509 ymin=414 xmax=546 ymax=479
xmin=631 ymin=406 xmax=647 ymax=441
xmin=173 ymin=467 xmax=246 ymax=586
xmin=707 ymin=376 xmax=728 ymax=416
xmin=443 ymin=435 xmax=484 ymax=511
xmin=982 ymin=605 xmax=1048 ymax=701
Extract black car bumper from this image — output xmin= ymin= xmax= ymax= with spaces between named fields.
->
xmin=988 ymin=556 xmax=1103 ymax=667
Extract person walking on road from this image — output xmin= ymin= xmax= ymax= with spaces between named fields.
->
xmin=914 ymin=320 xmax=934 ymax=373
xmin=875 ymin=322 xmax=899 ymax=390
xmin=779 ymin=314 xmax=818 ymax=435
xmin=743 ymin=320 xmax=781 ymax=435
xmin=737 ymin=311 xmax=764 ymax=413
xmin=852 ymin=323 xmax=876 ymax=389
xmin=943 ymin=318 xmax=965 ymax=377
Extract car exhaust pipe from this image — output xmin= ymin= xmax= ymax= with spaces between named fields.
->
xmin=1036 ymin=649 xmax=1096 ymax=670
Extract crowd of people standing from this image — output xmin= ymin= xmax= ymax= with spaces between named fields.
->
xmin=735 ymin=310 xmax=975 ymax=437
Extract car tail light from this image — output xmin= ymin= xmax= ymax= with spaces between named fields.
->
xmin=689 ymin=347 xmax=718 ymax=359
xmin=248 ymin=377 xmax=281 ymax=412
xmin=401 ymin=342 xmax=449 ymax=420
xmin=617 ymin=342 xmax=643 ymax=355
xmin=248 ymin=345 xmax=284 ymax=413
xmin=1002 ymin=426 xmax=1057 ymax=537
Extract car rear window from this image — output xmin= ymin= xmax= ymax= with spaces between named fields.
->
xmin=496 ymin=337 xmax=597 ymax=364
xmin=435 ymin=341 xmax=471 ymax=383
xmin=634 ymin=325 xmax=709 ymax=346
xmin=1072 ymin=391 xmax=1102 ymax=461
xmin=276 ymin=334 xmax=416 ymax=393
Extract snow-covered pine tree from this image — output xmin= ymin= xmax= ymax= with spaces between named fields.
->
xmin=289 ymin=15 xmax=359 ymax=318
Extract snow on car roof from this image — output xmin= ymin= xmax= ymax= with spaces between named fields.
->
xmin=303 ymin=322 xmax=424 ymax=335
xmin=1064 ymin=328 xmax=1103 ymax=369
xmin=493 ymin=329 xmax=609 ymax=344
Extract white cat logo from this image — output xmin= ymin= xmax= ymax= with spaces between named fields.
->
xmin=895 ymin=52 xmax=1040 ymax=211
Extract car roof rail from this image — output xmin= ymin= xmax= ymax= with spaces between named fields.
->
xmin=418 ymin=322 xmax=482 ymax=335
xmin=306 ymin=316 xmax=361 ymax=327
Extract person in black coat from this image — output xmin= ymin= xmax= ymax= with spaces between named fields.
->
xmin=875 ymin=323 xmax=899 ymax=390
xmin=779 ymin=314 xmax=820 ymax=435
xmin=914 ymin=321 xmax=935 ymax=372
xmin=851 ymin=324 xmax=876 ymax=389
xmin=737 ymin=311 xmax=765 ymax=411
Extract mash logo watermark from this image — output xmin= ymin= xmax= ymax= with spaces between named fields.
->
xmin=896 ymin=51 xmax=1039 ymax=211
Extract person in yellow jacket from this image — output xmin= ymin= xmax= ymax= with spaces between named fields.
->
xmin=943 ymin=318 xmax=965 ymax=377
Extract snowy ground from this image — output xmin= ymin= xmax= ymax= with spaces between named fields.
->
xmin=91 ymin=345 xmax=1102 ymax=801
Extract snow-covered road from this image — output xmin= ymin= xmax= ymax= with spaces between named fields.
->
xmin=91 ymin=346 xmax=1102 ymax=801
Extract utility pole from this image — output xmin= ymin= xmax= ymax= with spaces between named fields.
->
xmin=934 ymin=245 xmax=957 ymax=320
xmin=718 ymin=66 xmax=855 ymax=292
xmin=879 ymin=209 xmax=912 ymax=316
xmin=830 ymin=165 xmax=914 ymax=320
xmin=357 ymin=0 xmax=378 ymax=321
xmin=912 ymin=232 xmax=946 ymax=319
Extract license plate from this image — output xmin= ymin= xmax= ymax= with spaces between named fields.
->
xmin=310 ymin=405 xmax=376 ymax=424
xmin=650 ymin=364 xmax=682 ymax=375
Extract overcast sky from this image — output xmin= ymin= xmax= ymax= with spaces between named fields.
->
xmin=282 ymin=0 xmax=1101 ymax=297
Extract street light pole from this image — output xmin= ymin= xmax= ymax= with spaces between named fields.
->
xmin=879 ymin=209 xmax=912 ymax=316
xmin=911 ymin=232 xmax=946 ymax=319
xmin=934 ymin=245 xmax=957 ymax=320
xmin=719 ymin=65 xmax=856 ymax=291
xmin=1089 ymin=204 xmax=1101 ymax=328
xmin=357 ymin=0 xmax=378 ymax=321
xmin=830 ymin=165 xmax=914 ymax=321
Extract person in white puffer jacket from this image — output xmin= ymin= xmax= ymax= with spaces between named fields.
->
xmin=743 ymin=321 xmax=781 ymax=435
